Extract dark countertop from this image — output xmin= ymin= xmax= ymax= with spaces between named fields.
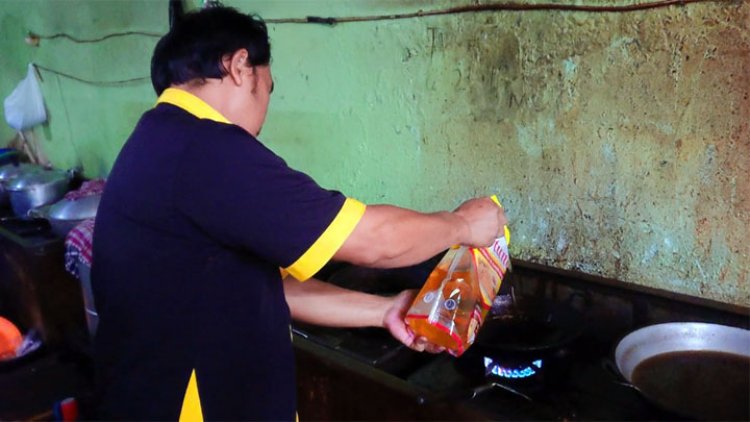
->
xmin=0 ymin=208 xmax=93 ymax=420
xmin=1 ymin=210 xmax=746 ymax=420
xmin=293 ymin=332 xmax=488 ymax=421
xmin=0 ymin=207 xmax=61 ymax=251
xmin=0 ymin=347 xmax=94 ymax=421
xmin=293 ymin=260 xmax=750 ymax=421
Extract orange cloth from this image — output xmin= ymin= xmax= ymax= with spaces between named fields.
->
xmin=0 ymin=317 xmax=22 ymax=360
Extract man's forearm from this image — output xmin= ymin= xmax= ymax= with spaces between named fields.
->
xmin=334 ymin=205 xmax=467 ymax=268
xmin=283 ymin=276 xmax=391 ymax=327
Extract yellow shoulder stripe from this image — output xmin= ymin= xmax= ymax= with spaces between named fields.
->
xmin=179 ymin=369 xmax=204 ymax=422
xmin=284 ymin=198 xmax=366 ymax=281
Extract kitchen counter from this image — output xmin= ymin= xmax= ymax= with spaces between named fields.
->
xmin=0 ymin=211 xmax=88 ymax=349
xmin=1 ymin=211 xmax=746 ymax=420
xmin=294 ymin=334 xmax=486 ymax=421
xmin=0 ymin=209 xmax=93 ymax=420
xmin=293 ymin=260 xmax=749 ymax=421
xmin=0 ymin=349 xmax=93 ymax=420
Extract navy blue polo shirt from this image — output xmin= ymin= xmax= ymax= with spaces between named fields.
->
xmin=91 ymin=88 xmax=365 ymax=421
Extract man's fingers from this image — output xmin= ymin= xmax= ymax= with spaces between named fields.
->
xmin=424 ymin=344 xmax=445 ymax=354
xmin=407 ymin=336 xmax=447 ymax=354
xmin=409 ymin=337 xmax=425 ymax=352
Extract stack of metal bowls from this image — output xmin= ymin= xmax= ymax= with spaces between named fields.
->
xmin=0 ymin=163 xmax=41 ymax=209
xmin=5 ymin=167 xmax=72 ymax=217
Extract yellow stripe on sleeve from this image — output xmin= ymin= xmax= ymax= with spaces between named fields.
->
xmin=284 ymin=198 xmax=366 ymax=281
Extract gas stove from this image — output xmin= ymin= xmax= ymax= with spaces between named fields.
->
xmin=407 ymin=324 xmax=681 ymax=420
xmin=294 ymin=258 xmax=749 ymax=421
xmin=0 ymin=207 xmax=59 ymax=249
xmin=294 ymin=258 xmax=442 ymax=376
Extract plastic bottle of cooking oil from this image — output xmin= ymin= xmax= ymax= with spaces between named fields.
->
xmin=405 ymin=197 xmax=511 ymax=356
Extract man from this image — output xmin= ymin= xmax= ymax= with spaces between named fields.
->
xmin=92 ymin=6 xmax=507 ymax=421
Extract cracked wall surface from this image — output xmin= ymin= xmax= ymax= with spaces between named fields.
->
xmin=257 ymin=1 xmax=749 ymax=306
xmin=1 ymin=1 xmax=747 ymax=306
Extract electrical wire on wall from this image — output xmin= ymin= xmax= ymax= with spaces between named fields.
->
xmin=23 ymin=0 xmax=184 ymax=85
xmin=32 ymin=64 xmax=149 ymax=87
xmin=25 ymin=30 xmax=161 ymax=46
xmin=263 ymin=0 xmax=733 ymax=25
xmin=24 ymin=0 xmax=730 ymax=85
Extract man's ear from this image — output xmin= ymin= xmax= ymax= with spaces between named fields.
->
xmin=225 ymin=49 xmax=256 ymax=88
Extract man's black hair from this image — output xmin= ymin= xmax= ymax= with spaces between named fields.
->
xmin=151 ymin=6 xmax=270 ymax=95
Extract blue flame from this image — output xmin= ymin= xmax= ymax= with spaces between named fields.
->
xmin=483 ymin=356 xmax=543 ymax=379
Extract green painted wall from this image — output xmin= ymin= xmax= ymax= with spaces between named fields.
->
xmin=1 ymin=1 xmax=747 ymax=307
xmin=0 ymin=0 xmax=164 ymax=175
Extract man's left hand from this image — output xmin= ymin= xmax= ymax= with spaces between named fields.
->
xmin=382 ymin=290 xmax=445 ymax=353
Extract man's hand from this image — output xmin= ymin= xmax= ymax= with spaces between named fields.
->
xmin=284 ymin=277 xmax=444 ymax=353
xmin=382 ymin=290 xmax=445 ymax=353
xmin=453 ymin=197 xmax=508 ymax=247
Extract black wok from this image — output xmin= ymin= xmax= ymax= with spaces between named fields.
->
xmin=454 ymin=292 xmax=586 ymax=390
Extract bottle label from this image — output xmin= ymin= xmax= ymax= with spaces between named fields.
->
xmin=467 ymin=304 xmax=482 ymax=344
xmin=471 ymin=235 xmax=511 ymax=309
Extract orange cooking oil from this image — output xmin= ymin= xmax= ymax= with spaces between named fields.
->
xmin=405 ymin=256 xmax=480 ymax=353
xmin=405 ymin=197 xmax=511 ymax=356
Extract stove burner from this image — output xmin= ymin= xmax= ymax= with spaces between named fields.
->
xmin=0 ymin=217 xmax=54 ymax=238
xmin=484 ymin=356 xmax=543 ymax=379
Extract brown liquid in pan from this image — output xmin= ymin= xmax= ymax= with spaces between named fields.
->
xmin=632 ymin=351 xmax=750 ymax=421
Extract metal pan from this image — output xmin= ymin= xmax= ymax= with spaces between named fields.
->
xmin=615 ymin=322 xmax=750 ymax=421
xmin=28 ymin=193 xmax=101 ymax=237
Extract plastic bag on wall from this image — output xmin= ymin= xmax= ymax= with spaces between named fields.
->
xmin=3 ymin=64 xmax=47 ymax=131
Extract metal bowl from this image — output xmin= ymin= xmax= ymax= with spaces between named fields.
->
xmin=6 ymin=168 xmax=72 ymax=217
xmin=46 ymin=194 xmax=101 ymax=237
xmin=0 ymin=163 xmax=40 ymax=208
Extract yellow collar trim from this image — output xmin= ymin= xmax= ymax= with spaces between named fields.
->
xmin=156 ymin=88 xmax=231 ymax=124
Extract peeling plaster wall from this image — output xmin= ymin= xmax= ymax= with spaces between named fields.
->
xmin=0 ymin=1 xmax=747 ymax=306
xmin=257 ymin=1 xmax=749 ymax=306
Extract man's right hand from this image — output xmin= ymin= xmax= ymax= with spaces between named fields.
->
xmin=453 ymin=197 xmax=508 ymax=248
